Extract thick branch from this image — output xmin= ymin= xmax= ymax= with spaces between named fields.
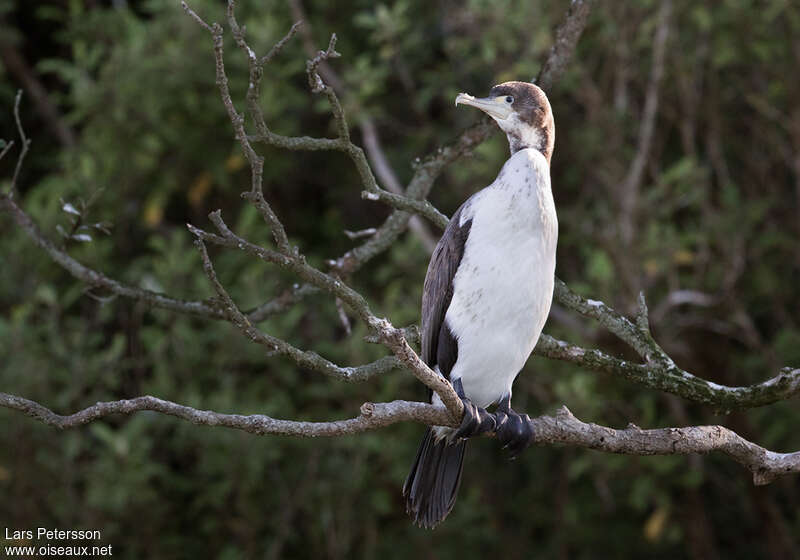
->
xmin=1 ymin=392 xmax=797 ymax=485
xmin=0 ymin=392 xmax=450 ymax=437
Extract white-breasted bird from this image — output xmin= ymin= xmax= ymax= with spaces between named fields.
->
xmin=403 ymin=81 xmax=558 ymax=528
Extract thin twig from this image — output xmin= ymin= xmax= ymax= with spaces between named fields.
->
xmin=180 ymin=0 xmax=213 ymax=33
xmin=335 ymin=297 xmax=352 ymax=335
xmin=187 ymin=0 xmax=292 ymax=253
xmin=261 ymin=21 xmax=303 ymax=65
xmin=191 ymin=234 xmax=402 ymax=381
xmin=343 ymin=227 xmax=377 ymax=240
xmin=0 ymin=139 xmax=14 ymax=163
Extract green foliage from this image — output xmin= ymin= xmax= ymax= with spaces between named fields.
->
xmin=1 ymin=0 xmax=799 ymax=558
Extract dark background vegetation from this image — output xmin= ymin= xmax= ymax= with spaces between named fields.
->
xmin=1 ymin=0 xmax=799 ymax=557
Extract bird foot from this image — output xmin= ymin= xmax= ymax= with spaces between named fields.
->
xmin=494 ymin=402 xmax=535 ymax=459
xmin=452 ymin=379 xmax=496 ymax=439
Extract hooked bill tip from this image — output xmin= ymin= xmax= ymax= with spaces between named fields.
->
xmin=454 ymin=92 xmax=473 ymax=107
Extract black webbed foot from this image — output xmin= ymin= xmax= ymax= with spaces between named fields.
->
xmin=452 ymin=378 xmax=496 ymax=439
xmin=494 ymin=395 xmax=534 ymax=459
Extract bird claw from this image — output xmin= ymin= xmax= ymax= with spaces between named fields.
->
xmin=449 ymin=380 xmax=532 ymax=451
xmin=453 ymin=399 xmax=496 ymax=439
xmin=495 ymin=407 xmax=534 ymax=459
xmin=452 ymin=378 xmax=496 ymax=440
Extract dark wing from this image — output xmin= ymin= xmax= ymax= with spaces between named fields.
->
xmin=421 ymin=204 xmax=473 ymax=378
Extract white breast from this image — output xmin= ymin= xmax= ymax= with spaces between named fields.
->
xmin=444 ymin=148 xmax=557 ymax=408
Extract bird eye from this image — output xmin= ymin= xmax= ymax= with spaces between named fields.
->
xmin=505 ymin=96 xmax=514 ymax=103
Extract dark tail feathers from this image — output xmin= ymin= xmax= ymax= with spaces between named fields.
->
xmin=403 ymin=427 xmax=467 ymax=529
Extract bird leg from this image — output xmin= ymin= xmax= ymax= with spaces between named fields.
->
xmin=451 ymin=378 xmax=497 ymax=439
xmin=493 ymin=394 xmax=535 ymax=459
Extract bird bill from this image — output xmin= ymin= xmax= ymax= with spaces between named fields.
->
xmin=455 ymin=93 xmax=513 ymax=120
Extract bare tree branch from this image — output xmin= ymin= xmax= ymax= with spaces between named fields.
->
xmin=188 ymin=212 xmax=377 ymax=325
xmin=2 ymin=0 xmax=799 ymax=491
xmin=535 ymin=335 xmax=800 ymax=409
xmin=0 ymin=189 xmax=320 ymax=323
xmin=189 ymin=232 xmax=399 ymax=383
xmin=189 ymin=3 xmax=292 ymax=254
xmin=1 ymin=392 xmax=797 ymax=486
xmin=343 ymin=227 xmax=377 ymax=240
xmin=6 ymin=180 xmax=794 ymax=407
xmin=247 ymin=283 xmax=319 ymax=322
xmin=0 ymin=392 xmax=449 ymax=436
xmin=548 ymin=280 xmax=800 ymax=408
xmin=222 ymin=8 xmax=449 ymax=229
xmin=0 ymin=192 xmax=220 ymax=317
xmin=182 ymin=1 xmax=464 ymax=420
xmin=2 ymin=30 xmax=797 ymax=410
xmin=359 ymin=119 xmax=438 ymax=252
xmin=261 ymin=20 xmax=303 ymax=66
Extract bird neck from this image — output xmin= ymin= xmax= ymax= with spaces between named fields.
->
xmin=505 ymin=126 xmax=553 ymax=164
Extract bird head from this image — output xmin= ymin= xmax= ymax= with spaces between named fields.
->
xmin=455 ymin=81 xmax=554 ymax=163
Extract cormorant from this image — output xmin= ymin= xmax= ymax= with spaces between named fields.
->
xmin=403 ymin=81 xmax=558 ymax=528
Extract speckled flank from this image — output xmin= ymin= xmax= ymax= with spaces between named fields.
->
xmin=444 ymin=148 xmax=558 ymax=408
